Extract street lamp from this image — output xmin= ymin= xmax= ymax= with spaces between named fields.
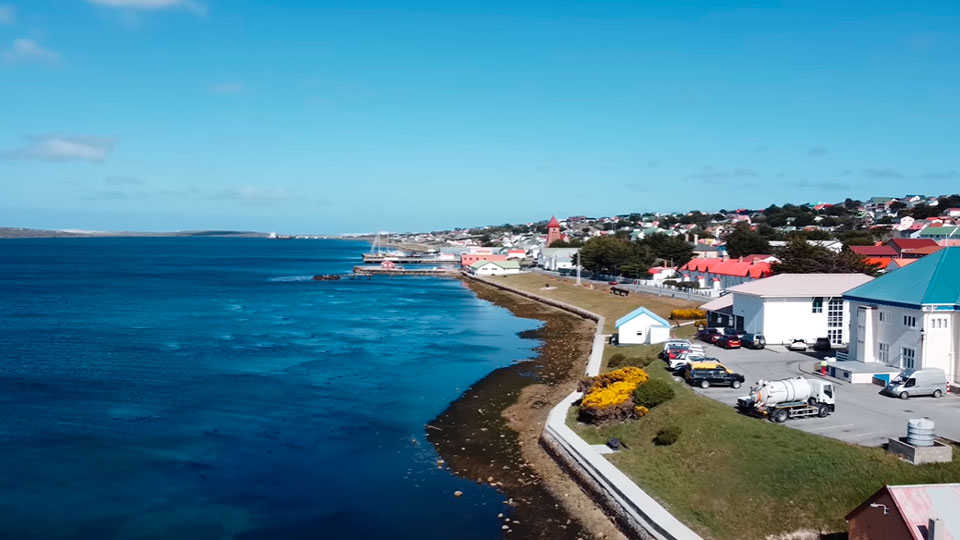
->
xmin=869 ymin=503 xmax=890 ymax=515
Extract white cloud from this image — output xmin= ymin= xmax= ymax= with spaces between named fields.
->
xmin=84 ymin=0 xmax=206 ymax=14
xmin=210 ymin=82 xmax=245 ymax=94
xmin=209 ymin=187 xmax=291 ymax=204
xmin=1 ymin=134 xmax=117 ymax=162
xmin=2 ymin=38 xmax=61 ymax=65
xmin=0 ymin=5 xmax=15 ymax=25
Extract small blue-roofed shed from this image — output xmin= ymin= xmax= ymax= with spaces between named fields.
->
xmin=615 ymin=307 xmax=671 ymax=345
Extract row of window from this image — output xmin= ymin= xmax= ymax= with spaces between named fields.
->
xmin=878 ymin=311 xmax=951 ymax=330
xmin=878 ymin=342 xmax=916 ymax=369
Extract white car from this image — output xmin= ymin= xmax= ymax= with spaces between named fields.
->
xmin=661 ymin=339 xmax=691 ymax=353
xmin=668 ymin=350 xmax=709 ymax=370
xmin=786 ymin=339 xmax=809 ymax=351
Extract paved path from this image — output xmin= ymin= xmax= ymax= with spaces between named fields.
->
xmin=683 ymin=343 xmax=960 ymax=445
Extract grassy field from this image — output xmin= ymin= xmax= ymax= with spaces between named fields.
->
xmin=496 ymin=273 xmax=699 ymax=333
xmin=575 ymin=344 xmax=960 ymax=539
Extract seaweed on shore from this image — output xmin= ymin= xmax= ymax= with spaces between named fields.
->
xmin=426 ymin=279 xmax=611 ymax=540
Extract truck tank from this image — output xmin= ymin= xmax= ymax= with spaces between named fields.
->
xmin=747 ymin=378 xmax=813 ymax=407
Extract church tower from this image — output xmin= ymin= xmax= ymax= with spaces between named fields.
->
xmin=545 ymin=216 xmax=563 ymax=246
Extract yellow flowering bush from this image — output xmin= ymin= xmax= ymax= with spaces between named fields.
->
xmin=670 ymin=308 xmax=706 ymax=320
xmin=579 ymin=367 xmax=651 ymax=424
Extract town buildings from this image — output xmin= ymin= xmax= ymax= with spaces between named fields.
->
xmin=702 ymin=273 xmax=874 ymax=346
xmin=538 ymin=247 xmax=579 ymax=272
xmin=844 ymin=247 xmax=960 ymax=384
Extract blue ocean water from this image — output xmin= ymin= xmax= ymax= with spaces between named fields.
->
xmin=0 ymin=238 xmax=539 ymax=539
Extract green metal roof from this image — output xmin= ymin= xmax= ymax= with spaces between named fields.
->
xmin=918 ymin=226 xmax=960 ymax=238
xmin=844 ymin=247 xmax=960 ymax=307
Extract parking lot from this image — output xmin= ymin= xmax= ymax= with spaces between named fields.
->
xmin=676 ymin=341 xmax=960 ymax=446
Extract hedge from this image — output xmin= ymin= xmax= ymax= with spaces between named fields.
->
xmin=670 ymin=308 xmax=707 ymax=320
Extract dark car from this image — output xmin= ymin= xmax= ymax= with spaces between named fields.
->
xmin=813 ymin=337 xmax=832 ymax=351
xmin=723 ymin=327 xmax=746 ymax=338
xmin=741 ymin=333 xmax=766 ymax=350
xmin=698 ymin=327 xmax=723 ymax=344
xmin=682 ymin=362 xmax=745 ymax=389
xmin=717 ymin=335 xmax=741 ymax=349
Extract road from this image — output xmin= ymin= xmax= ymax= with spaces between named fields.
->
xmin=680 ymin=342 xmax=960 ymax=446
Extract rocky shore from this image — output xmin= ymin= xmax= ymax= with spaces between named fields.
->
xmin=426 ymin=279 xmax=626 ymax=540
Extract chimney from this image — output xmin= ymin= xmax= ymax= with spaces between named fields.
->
xmin=929 ymin=518 xmax=944 ymax=540
xmin=693 ymin=234 xmax=699 ymax=244
xmin=739 ymin=256 xmax=744 ymax=263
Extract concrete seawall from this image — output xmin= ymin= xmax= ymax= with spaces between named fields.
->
xmin=462 ymin=273 xmax=703 ymax=540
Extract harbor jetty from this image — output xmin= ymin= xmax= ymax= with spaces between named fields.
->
xmin=360 ymin=254 xmax=455 ymax=264
xmin=352 ymin=266 xmax=460 ymax=276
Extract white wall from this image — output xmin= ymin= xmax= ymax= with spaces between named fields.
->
xmin=617 ymin=314 xmax=669 ymax=345
xmin=733 ymin=295 xmax=853 ymax=345
xmin=471 ymin=264 xmax=520 ymax=276
xmin=848 ymin=300 xmax=959 ymax=383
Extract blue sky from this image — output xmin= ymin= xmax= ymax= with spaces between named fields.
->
xmin=1 ymin=0 xmax=959 ymax=233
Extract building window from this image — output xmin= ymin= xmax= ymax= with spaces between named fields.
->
xmin=878 ymin=311 xmax=887 ymax=323
xmin=827 ymin=298 xmax=843 ymax=327
xmin=812 ymin=297 xmax=823 ymax=313
xmin=878 ymin=343 xmax=890 ymax=365
xmin=901 ymin=347 xmax=916 ymax=369
xmin=828 ymin=328 xmax=843 ymax=345
xmin=903 ymin=315 xmax=917 ymax=328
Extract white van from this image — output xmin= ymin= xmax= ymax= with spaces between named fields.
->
xmin=882 ymin=368 xmax=949 ymax=399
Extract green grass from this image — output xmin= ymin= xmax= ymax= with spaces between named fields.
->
xmin=573 ymin=346 xmax=960 ymax=539
xmin=496 ymin=273 xmax=699 ymax=333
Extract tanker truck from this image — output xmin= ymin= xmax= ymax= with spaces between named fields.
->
xmin=737 ymin=377 xmax=835 ymax=423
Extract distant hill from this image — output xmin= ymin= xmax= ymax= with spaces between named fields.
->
xmin=0 ymin=227 xmax=271 ymax=239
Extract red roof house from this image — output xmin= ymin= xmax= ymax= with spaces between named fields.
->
xmin=849 ymin=244 xmax=898 ymax=257
xmin=886 ymin=238 xmax=939 ymax=256
xmin=846 ymin=483 xmax=960 ymax=540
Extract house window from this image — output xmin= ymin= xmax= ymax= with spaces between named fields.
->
xmin=828 ymin=328 xmax=843 ymax=345
xmin=903 ymin=315 xmax=917 ymax=328
xmin=878 ymin=343 xmax=890 ymax=365
xmin=827 ymin=298 xmax=843 ymax=327
xmin=812 ymin=297 xmax=823 ymax=313
xmin=901 ymin=347 xmax=916 ymax=369
xmin=878 ymin=311 xmax=888 ymax=323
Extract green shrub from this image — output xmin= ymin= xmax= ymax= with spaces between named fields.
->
xmin=633 ymin=378 xmax=676 ymax=409
xmin=654 ymin=425 xmax=682 ymax=446
xmin=609 ymin=355 xmax=657 ymax=369
xmin=607 ymin=353 xmax=627 ymax=368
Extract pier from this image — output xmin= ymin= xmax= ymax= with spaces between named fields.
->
xmin=352 ymin=266 xmax=461 ymax=276
xmin=361 ymin=254 xmax=456 ymax=264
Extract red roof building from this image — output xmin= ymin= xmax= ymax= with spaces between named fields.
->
xmin=679 ymin=257 xmax=773 ymax=289
xmin=846 ymin=483 xmax=960 ymax=540
xmin=849 ymin=244 xmax=898 ymax=257
xmin=545 ymin=216 xmax=563 ymax=247
xmin=886 ymin=238 xmax=939 ymax=256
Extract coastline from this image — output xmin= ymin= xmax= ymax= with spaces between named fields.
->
xmin=427 ymin=278 xmax=626 ymax=540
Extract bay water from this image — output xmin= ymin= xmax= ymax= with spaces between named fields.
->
xmin=0 ymin=238 xmax=538 ymax=539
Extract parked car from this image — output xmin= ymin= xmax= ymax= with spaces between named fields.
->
xmin=659 ymin=339 xmax=691 ymax=359
xmin=813 ymin=337 xmax=832 ymax=351
xmin=723 ymin=327 xmax=746 ymax=338
xmin=682 ymin=361 xmax=745 ymax=389
xmin=741 ymin=333 xmax=766 ymax=350
xmin=717 ymin=335 xmax=741 ymax=349
xmin=667 ymin=347 xmax=709 ymax=370
xmin=697 ymin=327 xmax=723 ymax=342
xmin=786 ymin=339 xmax=809 ymax=351
xmin=662 ymin=343 xmax=691 ymax=361
xmin=881 ymin=368 xmax=949 ymax=399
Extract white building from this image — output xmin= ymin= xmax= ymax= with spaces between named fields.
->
xmin=537 ymin=247 xmax=579 ymax=271
xmin=845 ymin=247 xmax=960 ymax=384
xmin=701 ymin=273 xmax=874 ymax=346
xmin=615 ymin=307 xmax=671 ymax=345
xmin=469 ymin=260 xmax=521 ymax=276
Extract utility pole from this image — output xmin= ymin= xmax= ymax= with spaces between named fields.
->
xmin=575 ymin=252 xmax=582 ymax=286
